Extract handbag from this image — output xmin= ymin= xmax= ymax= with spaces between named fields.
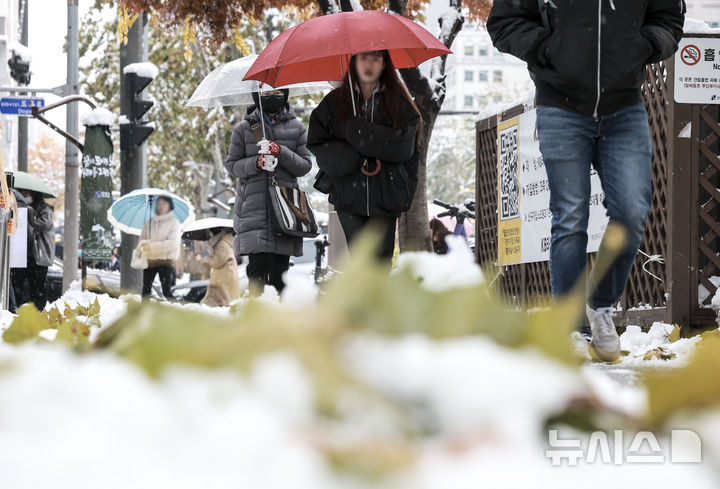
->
xmin=251 ymin=122 xmax=320 ymax=239
xmin=131 ymin=245 xmax=148 ymax=270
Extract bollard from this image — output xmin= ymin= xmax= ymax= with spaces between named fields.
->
xmin=0 ymin=209 xmax=9 ymax=310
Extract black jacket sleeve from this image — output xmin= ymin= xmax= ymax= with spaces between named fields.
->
xmin=642 ymin=0 xmax=685 ymax=64
xmin=307 ymin=96 xmax=365 ymax=177
xmin=486 ymin=0 xmax=552 ymax=67
xmin=344 ymin=109 xmax=420 ymax=163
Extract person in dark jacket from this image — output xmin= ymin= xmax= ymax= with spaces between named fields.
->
xmin=429 ymin=218 xmax=451 ymax=255
xmin=487 ymin=0 xmax=684 ymax=362
xmin=225 ymin=89 xmax=313 ymax=296
xmin=12 ymin=190 xmax=55 ymax=310
xmin=307 ymin=50 xmax=421 ymax=262
xmin=8 ymin=189 xmax=27 ymax=313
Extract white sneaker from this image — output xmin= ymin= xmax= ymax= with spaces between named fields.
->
xmin=586 ymin=305 xmax=621 ymax=362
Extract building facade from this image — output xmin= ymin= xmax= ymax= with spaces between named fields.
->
xmin=442 ymin=24 xmax=533 ymax=112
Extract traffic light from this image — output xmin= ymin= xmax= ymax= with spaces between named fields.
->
xmin=8 ymin=52 xmax=31 ymax=85
xmin=120 ymin=70 xmax=155 ymax=150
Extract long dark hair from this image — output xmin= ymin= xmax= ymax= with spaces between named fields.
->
xmin=337 ymin=50 xmax=423 ymax=148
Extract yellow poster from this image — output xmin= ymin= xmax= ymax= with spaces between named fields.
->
xmin=497 ymin=116 xmax=521 ymax=266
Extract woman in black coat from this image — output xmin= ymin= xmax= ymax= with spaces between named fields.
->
xmin=307 ymin=50 xmax=421 ymax=262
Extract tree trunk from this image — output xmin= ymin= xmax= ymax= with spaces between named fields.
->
xmin=398 ymin=111 xmax=436 ymax=251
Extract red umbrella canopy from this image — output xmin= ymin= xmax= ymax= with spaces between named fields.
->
xmin=243 ymin=10 xmax=452 ymax=87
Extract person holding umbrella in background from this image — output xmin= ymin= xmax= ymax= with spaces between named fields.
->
xmin=201 ymin=227 xmax=242 ymax=307
xmin=109 ymin=188 xmax=193 ymax=298
xmin=9 ymin=171 xmax=57 ymax=310
xmin=307 ymin=50 xmax=421 ymax=262
xmin=225 ymin=88 xmax=312 ymax=296
xmin=12 ymin=189 xmax=55 ymax=310
xmin=135 ymin=195 xmax=181 ymax=298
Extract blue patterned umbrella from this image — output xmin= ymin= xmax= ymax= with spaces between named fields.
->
xmin=107 ymin=188 xmax=194 ymax=236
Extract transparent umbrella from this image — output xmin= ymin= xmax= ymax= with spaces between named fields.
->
xmin=186 ymin=54 xmax=332 ymax=110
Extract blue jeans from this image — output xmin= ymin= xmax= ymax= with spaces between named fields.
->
xmin=535 ymin=103 xmax=652 ymax=309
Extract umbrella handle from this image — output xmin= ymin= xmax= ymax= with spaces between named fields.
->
xmin=361 ymin=158 xmax=381 ymax=177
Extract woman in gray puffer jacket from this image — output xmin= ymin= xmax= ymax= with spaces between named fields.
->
xmin=225 ymin=89 xmax=312 ymax=296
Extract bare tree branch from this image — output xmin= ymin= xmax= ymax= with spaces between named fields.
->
xmin=430 ymin=0 xmax=464 ymax=82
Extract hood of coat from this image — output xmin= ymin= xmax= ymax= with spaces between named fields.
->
xmin=244 ymin=104 xmax=297 ymax=125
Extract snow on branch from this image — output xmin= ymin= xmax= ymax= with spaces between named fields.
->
xmin=399 ymin=0 xmax=464 ymax=112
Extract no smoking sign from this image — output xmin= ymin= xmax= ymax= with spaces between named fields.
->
xmin=681 ymin=44 xmax=701 ymax=66
xmin=675 ymin=38 xmax=720 ymax=104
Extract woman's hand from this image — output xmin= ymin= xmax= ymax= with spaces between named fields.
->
xmin=257 ymin=154 xmax=278 ymax=172
xmin=257 ymin=139 xmax=281 ymax=156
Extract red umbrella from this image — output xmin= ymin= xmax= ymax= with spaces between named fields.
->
xmin=243 ymin=10 xmax=451 ymax=88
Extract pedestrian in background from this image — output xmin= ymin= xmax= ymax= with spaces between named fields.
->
xmin=135 ymin=195 xmax=181 ymax=299
xmin=12 ymin=190 xmax=55 ymax=310
xmin=201 ymin=227 xmax=241 ymax=307
xmin=429 ymin=218 xmax=451 ymax=255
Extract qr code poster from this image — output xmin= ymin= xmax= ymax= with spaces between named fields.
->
xmin=496 ymin=109 xmax=609 ymax=266
xmin=497 ymin=117 xmax=522 ymax=266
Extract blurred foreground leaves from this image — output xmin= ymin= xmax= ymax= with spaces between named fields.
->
xmin=644 ymin=330 xmax=720 ymax=426
xmin=2 ymin=299 xmax=101 ymax=349
xmin=4 ymin=229 xmax=720 ymax=477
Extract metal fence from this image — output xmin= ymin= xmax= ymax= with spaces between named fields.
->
xmin=474 ymin=36 xmax=720 ymax=329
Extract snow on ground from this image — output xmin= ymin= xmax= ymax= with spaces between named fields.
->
xmin=396 ymin=236 xmax=483 ymax=291
xmin=0 ymin=326 xmax=717 ymax=488
xmin=0 ymin=344 xmax=335 ymax=489
xmin=619 ymin=323 xmax=702 ymax=366
xmin=1 ymin=246 xmax=719 ymax=487
xmin=685 ymin=17 xmax=720 ymax=34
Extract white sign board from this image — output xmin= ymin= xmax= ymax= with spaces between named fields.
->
xmin=10 ymin=207 xmax=27 ymax=268
xmin=674 ymin=37 xmax=720 ymax=104
xmin=497 ymin=109 xmax=609 ymax=265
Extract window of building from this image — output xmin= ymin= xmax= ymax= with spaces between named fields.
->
xmin=479 ymin=46 xmax=489 ymax=57
xmin=478 ymin=70 xmax=488 ymax=82
xmin=464 ymin=95 xmax=474 ymax=107
xmin=464 ymin=45 xmax=474 ymax=56
xmin=493 ymin=95 xmax=502 ymax=103
xmin=464 ymin=70 xmax=473 ymax=81
xmin=493 ymin=70 xmax=503 ymax=82
xmin=493 ymin=48 xmax=503 ymax=57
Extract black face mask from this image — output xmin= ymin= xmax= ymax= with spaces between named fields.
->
xmin=260 ymin=95 xmax=285 ymax=113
